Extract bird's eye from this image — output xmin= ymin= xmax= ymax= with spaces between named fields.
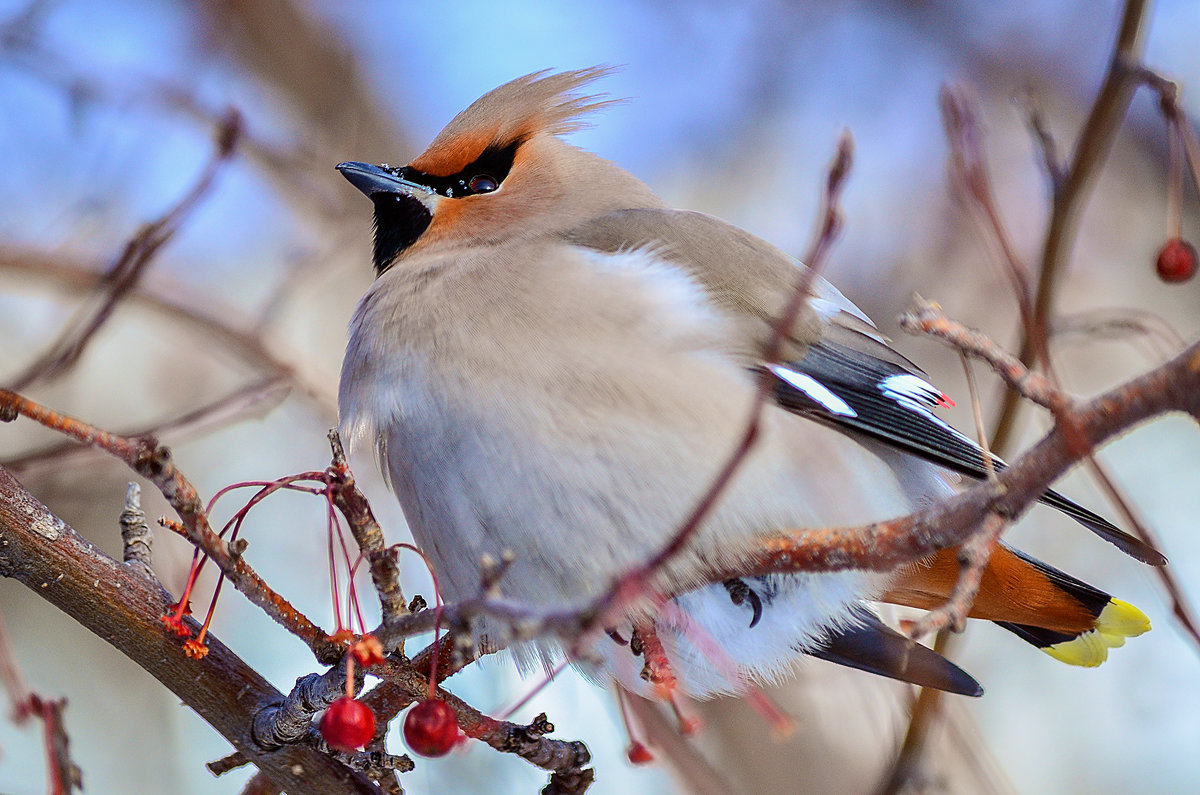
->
xmin=467 ymin=174 xmax=498 ymax=194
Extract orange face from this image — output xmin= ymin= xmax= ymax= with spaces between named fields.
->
xmin=338 ymin=69 xmax=617 ymax=272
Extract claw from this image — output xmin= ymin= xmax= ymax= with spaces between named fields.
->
xmin=723 ymin=578 xmax=764 ymax=628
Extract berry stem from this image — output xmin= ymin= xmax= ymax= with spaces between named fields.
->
xmin=1168 ymin=110 xmax=1184 ymax=239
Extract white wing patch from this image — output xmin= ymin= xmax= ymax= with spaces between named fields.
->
xmin=880 ymin=373 xmax=955 ymax=411
xmin=769 ymin=365 xmax=857 ymax=417
xmin=877 ymin=373 xmax=982 ymax=447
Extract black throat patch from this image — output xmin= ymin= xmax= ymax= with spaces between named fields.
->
xmin=372 ymin=193 xmax=432 ymax=274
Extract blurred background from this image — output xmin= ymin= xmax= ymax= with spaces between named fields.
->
xmin=1 ymin=1 xmax=1199 ymax=793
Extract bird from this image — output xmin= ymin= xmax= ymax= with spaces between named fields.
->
xmin=335 ymin=68 xmax=1155 ymax=702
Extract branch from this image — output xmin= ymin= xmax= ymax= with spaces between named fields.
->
xmin=2 ymin=378 xmax=291 ymax=476
xmin=0 ymin=245 xmax=338 ymax=416
xmin=0 ymin=389 xmax=342 ymax=663
xmin=0 ymin=466 xmax=379 ymax=795
xmin=373 ymin=657 xmax=594 ymax=791
xmin=718 ymin=334 xmax=1200 ymax=582
xmin=5 ymin=111 xmax=241 ymax=392
xmin=326 ymin=432 xmax=407 ymax=632
xmin=900 ymin=296 xmax=1067 ymax=413
xmin=993 ymin=0 xmax=1151 ymax=450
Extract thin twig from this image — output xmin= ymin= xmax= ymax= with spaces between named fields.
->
xmin=0 ymin=467 xmax=380 ymax=794
xmin=940 ymin=86 xmax=1040 ymax=344
xmin=5 ymin=111 xmax=242 ymax=392
xmin=993 ymin=0 xmax=1151 ymax=451
xmin=0 ymin=389 xmax=342 ymax=663
xmin=900 ymin=297 xmax=1068 ymax=414
xmin=206 ymin=750 xmax=251 ymax=777
xmin=1082 ymin=458 xmax=1200 ymax=656
xmin=327 ymin=431 xmax=407 ymax=635
xmin=3 ymin=377 xmax=292 ymax=475
xmin=904 ymin=514 xmax=1009 ymax=638
xmin=119 ymin=482 xmax=154 ymax=578
xmin=1016 ymin=89 xmax=1066 ymax=190
xmin=0 ymin=245 xmax=337 ymax=416
xmin=1052 ymin=307 xmax=1185 ymax=360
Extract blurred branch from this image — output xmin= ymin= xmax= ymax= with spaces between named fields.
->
xmin=0 ymin=245 xmax=337 ymax=416
xmin=198 ymin=0 xmax=408 ymax=160
xmin=0 ymin=467 xmax=380 ymax=795
xmin=941 ymin=86 xmax=1041 ymax=352
xmin=1052 ymin=306 xmax=1186 ymax=360
xmin=2 ymin=377 xmax=291 ymax=476
xmin=0 ymin=602 xmax=82 ymax=795
xmin=1081 ymin=459 xmax=1200 ymax=657
xmin=0 ymin=23 xmax=348 ymax=221
xmin=5 ymin=111 xmax=241 ymax=392
xmin=992 ymin=0 xmax=1150 ymax=452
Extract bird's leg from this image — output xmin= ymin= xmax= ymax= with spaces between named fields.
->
xmin=633 ymin=620 xmax=701 ymax=735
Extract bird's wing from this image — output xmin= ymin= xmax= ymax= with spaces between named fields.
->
xmin=564 ymin=208 xmax=1163 ymax=565
xmin=561 ymin=207 xmax=917 ymax=371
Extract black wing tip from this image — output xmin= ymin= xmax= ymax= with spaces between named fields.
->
xmin=1042 ymin=489 xmax=1168 ymax=566
xmin=773 ymin=348 xmax=1168 ymax=568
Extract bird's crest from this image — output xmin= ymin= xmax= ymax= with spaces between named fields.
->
xmin=410 ymin=67 xmax=618 ymax=177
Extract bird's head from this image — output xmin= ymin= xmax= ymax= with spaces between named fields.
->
xmin=338 ymin=67 xmax=662 ymax=274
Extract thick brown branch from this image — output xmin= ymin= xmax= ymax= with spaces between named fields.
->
xmin=723 ymin=335 xmax=1200 ymax=581
xmin=0 ymin=467 xmax=379 ymax=795
xmin=372 ymin=657 xmax=593 ymax=790
xmin=252 ymin=666 xmax=357 ymax=749
xmin=0 ymin=389 xmax=341 ymax=663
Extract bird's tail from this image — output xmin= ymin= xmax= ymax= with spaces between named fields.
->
xmin=883 ymin=544 xmax=1150 ymax=667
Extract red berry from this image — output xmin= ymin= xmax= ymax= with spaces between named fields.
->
xmin=1156 ymin=238 xmax=1197 ymax=282
xmin=403 ymin=698 xmax=460 ymax=757
xmin=320 ymin=696 xmax=376 ymax=752
xmin=626 ymin=741 xmax=654 ymax=764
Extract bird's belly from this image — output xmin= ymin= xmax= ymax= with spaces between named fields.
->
xmin=378 ymin=352 xmax=919 ymax=613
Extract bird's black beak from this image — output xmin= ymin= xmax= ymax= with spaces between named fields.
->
xmin=337 ymin=162 xmax=435 ymax=274
xmin=336 ymin=161 xmax=435 ymax=198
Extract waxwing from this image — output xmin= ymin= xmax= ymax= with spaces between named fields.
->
xmin=336 ymin=68 xmax=1154 ymax=700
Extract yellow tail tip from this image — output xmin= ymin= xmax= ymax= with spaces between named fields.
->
xmin=1041 ymin=599 xmax=1151 ymax=668
xmin=1097 ymin=599 xmax=1152 ymax=638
